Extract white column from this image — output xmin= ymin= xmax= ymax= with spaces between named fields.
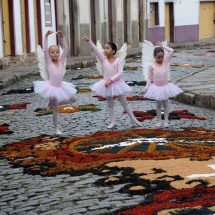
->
xmin=13 ymin=0 xmax=23 ymax=55
xmin=28 ymin=0 xmax=36 ymax=52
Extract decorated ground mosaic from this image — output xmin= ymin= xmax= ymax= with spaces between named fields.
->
xmin=0 ymin=127 xmax=215 ymax=213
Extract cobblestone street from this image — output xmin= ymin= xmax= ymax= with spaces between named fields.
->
xmin=0 ymin=46 xmax=215 ymax=215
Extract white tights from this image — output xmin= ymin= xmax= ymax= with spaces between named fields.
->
xmin=106 ymin=95 xmax=142 ymax=128
xmin=156 ymin=99 xmax=169 ymax=123
xmin=50 ymin=96 xmax=77 ymax=134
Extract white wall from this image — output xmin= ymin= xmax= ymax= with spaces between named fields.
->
xmin=116 ymin=0 xmax=123 ymax=22
xmin=13 ymin=0 xmax=23 ymax=54
xmin=130 ymin=0 xmax=138 ymax=21
xmin=0 ymin=0 xmax=4 ymax=57
xmin=174 ymin=0 xmax=199 ymax=26
xmin=78 ymin=0 xmax=90 ymax=24
xmin=28 ymin=0 xmax=36 ymax=52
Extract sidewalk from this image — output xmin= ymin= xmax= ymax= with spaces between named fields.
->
xmin=1 ymin=39 xmax=215 ymax=110
xmin=175 ymin=66 xmax=215 ymax=110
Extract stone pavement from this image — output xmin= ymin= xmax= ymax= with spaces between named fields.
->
xmin=1 ymin=38 xmax=215 ymax=110
xmin=176 ymin=66 xmax=215 ymax=110
xmin=0 ymin=44 xmax=215 ymax=214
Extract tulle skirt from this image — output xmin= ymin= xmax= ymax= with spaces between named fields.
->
xmin=144 ymin=83 xmax=183 ymax=101
xmin=90 ymin=79 xmax=132 ymax=97
xmin=33 ymin=80 xmax=77 ymax=102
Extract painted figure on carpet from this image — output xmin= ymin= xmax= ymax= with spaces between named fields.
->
xmin=141 ymin=40 xmax=183 ymax=128
xmin=33 ymin=30 xmax=77 ymax=135
xmin=82 ymin=36 xmax=142 ymax=129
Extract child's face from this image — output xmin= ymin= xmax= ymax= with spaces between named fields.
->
xmin=49 ymin=45 xmax=60 ymax=61
xmin=104 ymin=44 xmax=114 ymax=57
xmin=155 ymin=52 xmax=164 ymax=64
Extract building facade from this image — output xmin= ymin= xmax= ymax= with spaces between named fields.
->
xmin=147 ymin=0 xmax=215 ymax=43
xmin=0 ymin=0 xmax=214 ymax=61
xmin=55 ymin=0 xmax=146 ymax=56
xmin=0 ymin=0 xmax=57 ymax=59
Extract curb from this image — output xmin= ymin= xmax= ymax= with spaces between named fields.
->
xmin=174 ymin=66 xmax=215 ymax=110
xmin=175 ymin=92 xmax=215 ymax=110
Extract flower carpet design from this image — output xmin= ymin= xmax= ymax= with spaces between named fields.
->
xmin=35 ymin=104 xmax=100 ymax=116
xmin=0 ymin=102 xmax=31 ymax=112
xmin=72 ymin=74 xmax=103 ymax=80
xmin=2 ymin=87 xmax=34 ymax=95
xmin=0 ymin=124 xmax=13 ymax=135
xmin=129 ymin=109 xmax=207 ymax=122
xmin=0 ymin=127 xmax=215 ymax=214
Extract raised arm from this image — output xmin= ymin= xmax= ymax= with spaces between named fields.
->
xmin=163 ymin=46 xmax=174 ymax=63
xmin=82 ymin=36 xmax=105 ymax=62
xmin=44 ymin=31 xmax=52 ymax=63
xmin=111 ymin=59 xmax=123 ymax=82
xmin=59 ymin=37 xmax=68 ymax=63
xmin=88 ymin=40 xmax=105 ymax=62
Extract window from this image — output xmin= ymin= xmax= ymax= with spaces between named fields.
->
xmin=150 ymin=2 xmax=159 ymax=26
xmin=44 ymin=0 xmax=52 ymax=27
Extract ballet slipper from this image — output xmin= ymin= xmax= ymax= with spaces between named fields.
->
xmin=107 ymin=123 xmax=116 ymax=129
xmin=156 ymin=121 xmax=163 ymax=128
xmin=55 ymin=129 xmax=62 ymax=135
xmin=164 ymin=121 xmax=169 ymax=128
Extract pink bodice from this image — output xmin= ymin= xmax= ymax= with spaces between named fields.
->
xmin=88 ymin=40 xmax=123 ymax=81
xmin=146 ymin=46 xmax=174 ymax=88
xmin=44 ymin=37 xmax=68 ymax=87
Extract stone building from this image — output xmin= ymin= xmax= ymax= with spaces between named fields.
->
xmin=147 ymin=0 xmax=215 ymax=43
xmin=0 ymin=0 xmax=57 ymax=59
xmin=56 ymin=0 xmax=147 ymax=56
xmin=0 ymin=0 xmax=214 ymax=64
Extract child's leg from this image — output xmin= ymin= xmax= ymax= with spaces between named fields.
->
xmin=58 ymin=96 xmax=77 ymax=106
xmin=118 ymin=95 xmax=142 ymax=127
xmin=163 ymin=99 xmax=169 ymax=127
xmin=107 ymin=96 xmax=115 ymax=128
xmin=50 ymin=99 xmax=62 ymax=134
xmin=156 ymin=100 xmax=162 ymax=127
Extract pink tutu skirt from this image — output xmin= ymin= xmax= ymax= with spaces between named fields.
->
xmin=90 ymin=79 xmax=132 ymax=97
xmin=33 ymin=80 xmax=77 ymax=102
xmin=144 ymin=83 xmax=183 ymax=101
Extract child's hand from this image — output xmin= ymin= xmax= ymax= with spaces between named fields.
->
xmin=105 ymin=79 xmax=113 ymax=87
xmin=45 ymin=30 xmax=53 ymax=37
xmin=82 ymin=36 xmax=90 ymax=42
xmin=156 ymin=41 xmax=163 ymax=47
xmin=56 ymin=30 xmax=64 ymax=38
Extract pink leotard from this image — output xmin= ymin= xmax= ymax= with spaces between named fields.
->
xmin=146 ymin=46 xmax=174 ymax=89
xmin=44 ymin=37 xmax=68 ymax=87
xmin=88 ymin=40 xmax=123 ymax=82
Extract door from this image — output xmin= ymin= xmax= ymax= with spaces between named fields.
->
xmin=20 ymin=0 xmax=27 ymax=53
xmin=165 ymin=3 xmax=170 ymax=42
xmin=2 ymin=0 xmax=11 ymax=55
xmin=200 ymin=2 xmax=215 ymax=39
xmin=165 ymin=3 xmax=174 ymax=42
xmin=90 ymin=0 xmax=96 ymax=43
xmin=33 ymin=0 xmax=38 ymax=46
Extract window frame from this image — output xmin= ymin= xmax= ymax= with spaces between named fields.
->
xmin=44 ymin=0 xmax=52 ymax=27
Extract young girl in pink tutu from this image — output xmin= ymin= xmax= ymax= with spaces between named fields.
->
xmin=142 ymin=41 xmax=183 ymax=128
xmin=34 ymin=30 xmax=77 ymax=134
xmin=82 ymin=36 xmax=142 ymax=128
